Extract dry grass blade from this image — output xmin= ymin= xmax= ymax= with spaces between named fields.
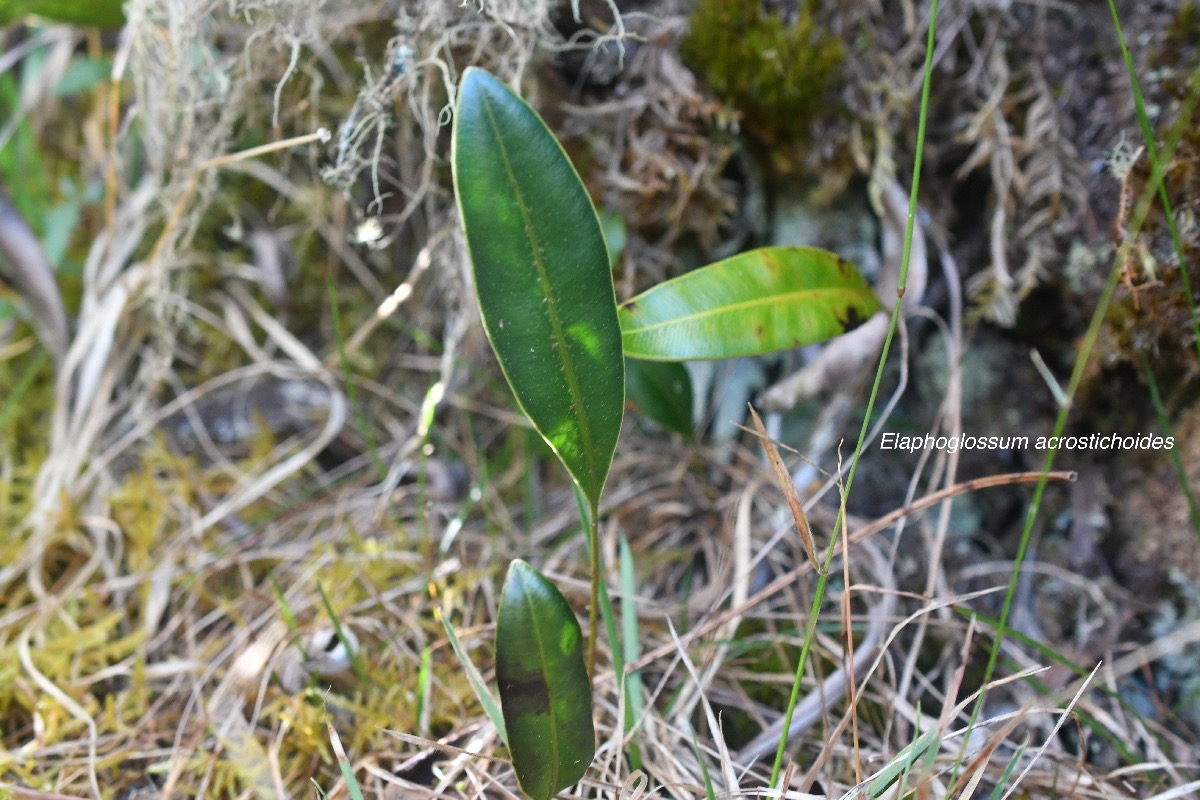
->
xmin=0 ymin=188 xmax=69 ymax=367
xmin=747 ymin=404 xmax=823 ymax=574
xmin=618 ymin=470 xmax=1075 ymax=679
xmin=736 ymin=539 xmax=899 ymax=766
xmin=997 ymin=662 xmax=1100 ymax=800
xmin=667 ymin=618 xmax=739 ymax=796
xmin=852 ymin=470 xmax=1076 ymax=541
xmin=328 ymin=712 xmax=367 ymax=800
xmin=385 ymin=726 xmax=500 ymax=763
xmin=0 ymin=785 xmax=89 ymax=800
xmin=1146 ymin=780 xmax=1200 ymax=800
xmin=17 ymin=621 xmax=101 ymax=800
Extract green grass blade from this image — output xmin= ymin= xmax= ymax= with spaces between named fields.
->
xmin=327 ymin=714 xmax=367 ymax=800
xmin=956 ymin=5 xmax=1200 ymax=784
xmin=988 ymin=745 xmax=1026 ymax=800
xmin=417 ymin=645 xmax=432 ymax=735
xmin=1108 ymin=1 xmax=1200 ymax=366
xmin=619 ymin=532 xmax=645 ymax=771
xmin=686 ymin=721 xmax=718 ymax=800
xmin=436 ymin=609 xmax=506 ymax=748
xmin=866 ymin=726 xmax=939 ymax=798
xmin=268 ymin=571 xmax=307 ymax=658
xmin=955 ymin=606 xmax=1145 ymax=766
xmin=437 ymin=608 xmax=507 ymax=745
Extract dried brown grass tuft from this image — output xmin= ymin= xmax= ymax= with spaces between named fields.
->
xmin=841 ymin=2 xmax=1091 ymax=327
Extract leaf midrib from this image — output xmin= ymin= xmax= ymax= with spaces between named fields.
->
xmin=523 ymin=579 xmax=561 ymax=796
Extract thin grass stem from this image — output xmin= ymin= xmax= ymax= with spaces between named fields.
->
xmin=1140 ymin=354 xmax=1200 ymax=540
xmin=768 ymin=0 xmax=941 ymax=786
xmin=954 ymin=6 xmax=1200 ymax=784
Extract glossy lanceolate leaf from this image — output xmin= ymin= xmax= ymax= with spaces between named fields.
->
xmin=619 ymin=246 xmax=882 ymax=360
xmin=496 ymin=560 xmax=595 ymax=800
xmin=452 ymin=68 xmax=623 ymax=509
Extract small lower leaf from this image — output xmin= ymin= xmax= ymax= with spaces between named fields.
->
xmin=496 ymin=560 xmax=595 ymax=800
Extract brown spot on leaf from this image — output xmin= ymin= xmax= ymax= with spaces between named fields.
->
xmin=755 ymin=324 xmax=765 ymax=339
xmin=500 ymin=675 xmax=552 ymax=717
xmin=838 ymin=305 xmax=864 ymax=333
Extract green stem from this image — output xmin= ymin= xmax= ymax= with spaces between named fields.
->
xmin=949 ymin=10 xmax=1200 ymax=790
xmin=951 ymin=262 xmax=1122 ymax=790
xmin=587 ymin=506 xmax=601 ymax=678
xmin=574 ymin=485 xmax=604 ymax=679
xmin=766 ymin=0 xmax=940 ymax=787
xmin=1138 ymin=353 xmax=1200 ymax=542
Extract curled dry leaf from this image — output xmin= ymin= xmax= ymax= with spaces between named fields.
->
xmin=747 ymin=404 xmax=824 ymax=575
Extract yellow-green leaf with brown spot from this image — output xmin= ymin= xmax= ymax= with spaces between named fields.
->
xmin=619 ymin=246 xmax=881 ymax=361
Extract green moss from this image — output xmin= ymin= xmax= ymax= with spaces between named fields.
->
xmin=682 ymin=0 xmax=844 ymax=147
